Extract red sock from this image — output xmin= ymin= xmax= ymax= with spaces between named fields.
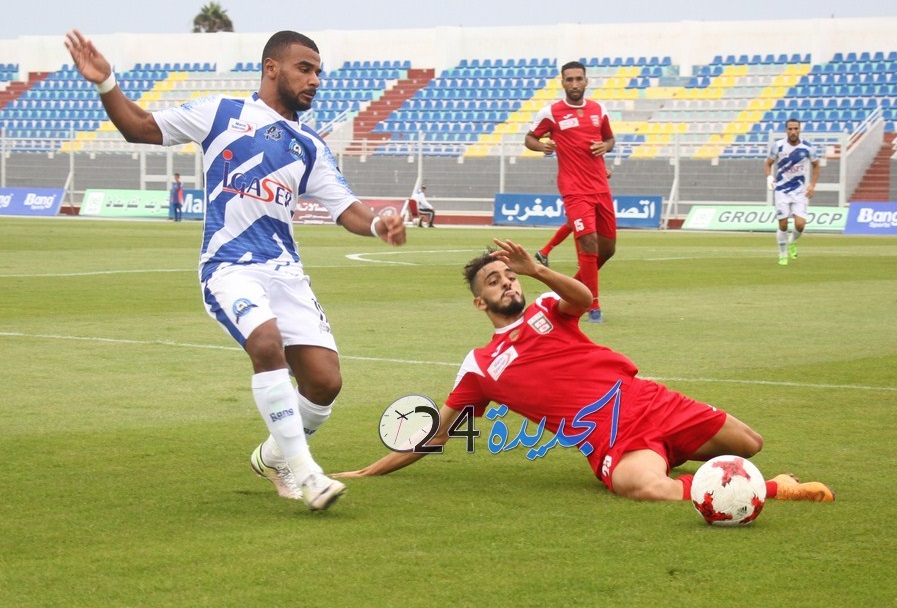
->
xmin=576 ymin=251 xmax=600 ymax=309
xmin=766 ymin=480 xmax=778 ymax=498
xmin=677 ymin=474 xmax=694 ymax=500
xmin=542 ymin=224 xmax=573 ymax=255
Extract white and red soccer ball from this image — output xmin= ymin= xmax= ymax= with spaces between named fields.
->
xmin=691 ymin=455 xmax=766 ymax=526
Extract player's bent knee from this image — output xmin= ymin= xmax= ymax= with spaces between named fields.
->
xmin=745 ymin=431 xmax=764 ymax=455
xmin=302 ymin=373 xmax=342 ymax=405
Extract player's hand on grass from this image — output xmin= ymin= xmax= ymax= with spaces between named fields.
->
xmin=331 ymin=471 xmax=364 ymax=479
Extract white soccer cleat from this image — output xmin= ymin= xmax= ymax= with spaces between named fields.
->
xmin=250 ymin=444 xmax=304 ymax=500
xmin=300 ymin=472 xmax=347 ymax=511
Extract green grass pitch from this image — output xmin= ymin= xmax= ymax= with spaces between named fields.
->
xmin=0 ymin=217 xmax=895 ymax=607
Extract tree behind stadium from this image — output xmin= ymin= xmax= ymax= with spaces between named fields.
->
xmin=192 ymin=2 xmax=234 ymax=33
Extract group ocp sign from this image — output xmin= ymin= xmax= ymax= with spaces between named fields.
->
xmin=682 ymin=205 xmax=847 ymax=232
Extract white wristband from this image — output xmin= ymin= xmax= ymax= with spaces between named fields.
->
xmin=370 ymin=216 xmax=382 ymax=238
xmin=96 ymin=73 xmax=117 ymax=95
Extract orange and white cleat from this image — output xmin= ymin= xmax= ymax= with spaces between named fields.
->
xmin=770 ymin=474 xmax=834 ymax=502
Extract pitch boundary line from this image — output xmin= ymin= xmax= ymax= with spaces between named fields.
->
xmin=2 ymin=331 xmax=893 ymax=393
xmin=346 ymin=249 xmax=475 ymax=265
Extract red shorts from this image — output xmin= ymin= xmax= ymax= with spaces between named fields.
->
xmin=564 ymin=192 xmax=616 ymax=240
xmin=584 ymin=378 xmax=727 ymax=492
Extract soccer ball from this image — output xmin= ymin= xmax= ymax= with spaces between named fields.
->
xmin=690 ymin=455 xmax=766 ymax=526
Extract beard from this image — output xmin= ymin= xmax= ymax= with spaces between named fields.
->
xmin=277 ymin=77 xmax=312 ymax=114
xmin=487 ymin=293 xmax=526 ymax=317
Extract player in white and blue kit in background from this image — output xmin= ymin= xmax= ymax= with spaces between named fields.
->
xmin=765 ymin=118 xmax=820 ymax=265
xmin=65 ymin=29 xmax=406 ymax=511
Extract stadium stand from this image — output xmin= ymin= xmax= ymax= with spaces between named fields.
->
xmin=0 ymin=19 xmax=895 ymax=213
xmin=1 ymin=51 xmax=892 ymax=157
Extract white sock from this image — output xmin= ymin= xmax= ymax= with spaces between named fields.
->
xmin=296 ymin=392 xmax=333 ymax=439
xmin=791 ymin=230 xmax=803 ymax=243
xmin=252 ymin=369 xmax=322 ymax=481
xmin=776 ymin=229 xmax=788 ymax=256
xmin=259 ymin=397 xmax=332 ymax=470
xmin=260 ymin=435 xmax=284 ymax=467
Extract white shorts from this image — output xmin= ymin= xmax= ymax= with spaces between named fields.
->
xmin=774 ymin=191 xmax=809 ymax=221
xmin=201 ymin=263 xmax=338 ymax=351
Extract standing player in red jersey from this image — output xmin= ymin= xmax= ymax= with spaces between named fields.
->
xmin=525 ymin=61 xmax=615 ymax=323
xmin=534 ymin=167 xmax=612 ymax=268
xmin=337 ymin=239 xmax=835 ymax=504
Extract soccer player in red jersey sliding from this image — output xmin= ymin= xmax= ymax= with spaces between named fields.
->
xmin=337 ymin=239 xmax=834 ymax=504
xmin=526 ymin=61 xmax=615 ymax=323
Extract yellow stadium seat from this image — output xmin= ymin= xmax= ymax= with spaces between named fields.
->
xmin=464 ymin=145 xmax=490 ymax=158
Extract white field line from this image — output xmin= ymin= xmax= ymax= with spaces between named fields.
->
xmin=1 ymin=331 xmax=894 ymax=393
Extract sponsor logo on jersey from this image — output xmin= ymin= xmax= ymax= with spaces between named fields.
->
xmin=288 ymin=139 xmax=306 ymax=162
xmin=487 ymin=345 xmax=518 ymax=380
xmin=232 ymin=297 xmax=257 ymax=323
xmin=227 ymin=118 xmax=256 ymax=136
xmin=559 ymin=117 xmax=579 ymax=130
xmin=221 ymin=149 xmax=293 ymax=207
xmin=264 ymin=126 xmax=283 ymax=141
xmin=527 ymin=311 xmax=553 ymax=334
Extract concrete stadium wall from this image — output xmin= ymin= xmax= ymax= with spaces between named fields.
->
xmin=3 ymin=152 xmax=844 ymax=214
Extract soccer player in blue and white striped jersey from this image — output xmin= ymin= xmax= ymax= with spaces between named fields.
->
xmin=65 ymin=29 xmax=406 ymax=511
xmin=765 ymin=118 xmax=820 ymax=265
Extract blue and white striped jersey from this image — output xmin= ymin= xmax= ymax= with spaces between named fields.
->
xmin=153 ymin=93 xmax=358 ymax=281
xmin=767 ymin=137 xmax=819 ymax=196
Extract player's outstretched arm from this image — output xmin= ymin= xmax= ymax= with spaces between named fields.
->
xmin=337 ymin=201 xmax=406 ymax=246
xmin=490 ymin=238 xmax=591 ymax=315
xmin=335 ymin=405 xmax=462 ymax=478
xmin=64 ymin=30 xmax=162 ymax=145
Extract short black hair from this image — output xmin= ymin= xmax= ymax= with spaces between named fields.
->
xmin=786 ymin=117 xmax=801 ymax=126
xmin=561 ymin=60 xmax=587 ymax=76
xmin=261 ymin=31 xmax=319 ymax=66
xmin=463 ymin=248 xmax=498 ymax=295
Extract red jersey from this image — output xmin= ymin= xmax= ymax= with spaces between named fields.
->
xmin=445 ymin=294 xmax=728 ymax=485
xmin=445 ymin=294 xmax=638 ymax=437
xmin=530 ymin=99 xmax=614 ymax=196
